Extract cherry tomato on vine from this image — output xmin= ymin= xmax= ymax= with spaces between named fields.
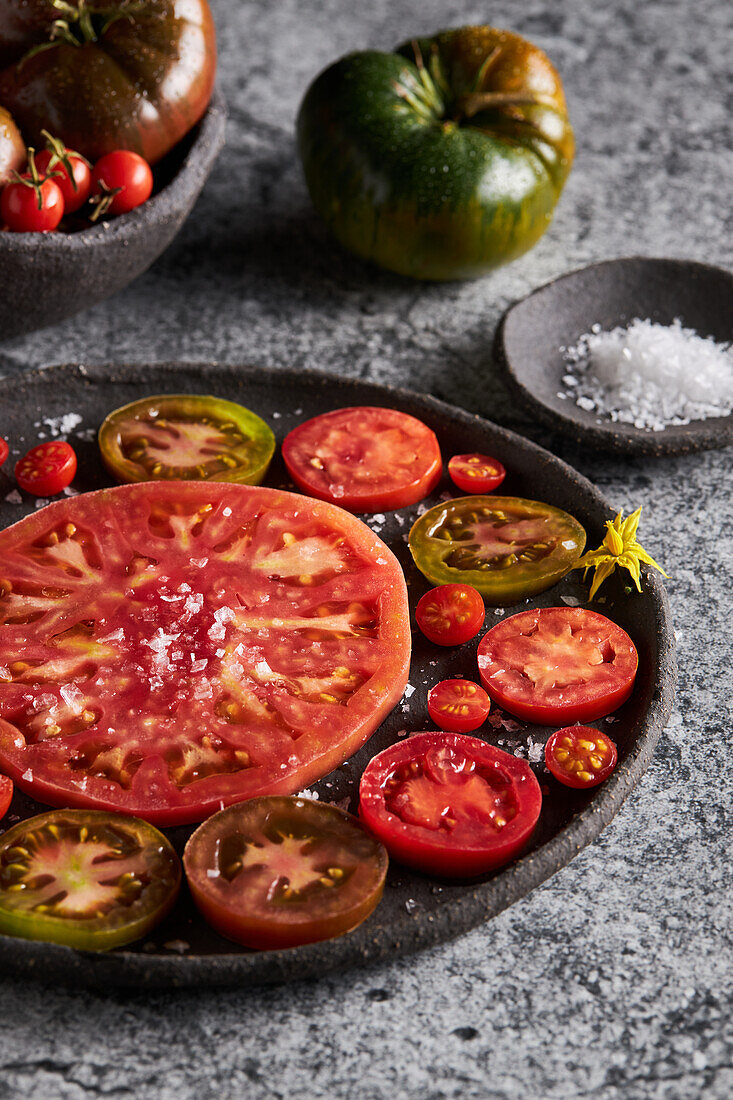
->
xmin=1 ymin=172 xmax=63 ymax=232
xmin=427 ymin=679 xmax=491 ymax=732
xmin=545 ymin=727 xmax=618 ymax=789
xmin=448 ymin=453 xmax=506 ymax=494
xmin=15 ymin=441 xmax=77 ymax=496
xmin=91 ymin=151 xmax=153 ymax=217
xmin=0 ymin=775 xmax=12 ymax=820
xmin=36 ymin=144 xmax=91 ymax=214
xmin=0 ymin=439 xmax=8 ymax=467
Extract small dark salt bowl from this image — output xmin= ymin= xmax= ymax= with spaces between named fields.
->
xmin=495 ymin=257 xmax=733 ymax=456
xmin=0 ymin=90 xmax=226 ymax=341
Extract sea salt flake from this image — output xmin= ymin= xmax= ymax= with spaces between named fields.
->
xmin=22 ymin=768 xmax=33 ymax=781
xmin=42 ymin=412 xmax=82 ymax=438
xmin=561 ymin=595 xmax=582 ymax=606
xmin=4 ymin=490 xmax=22 ymax=504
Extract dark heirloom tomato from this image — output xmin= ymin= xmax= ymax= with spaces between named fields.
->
xmin=0 ymin=809 xmax=180 ymax=950
xmin=0 ymin=775 xmax=11 ymax=819
xmin=98 ymin=395 xmax=276 ymax=485
xmin=545 ymin=727 xmax=618 ymax=788
xmin=297 ymin=25 xmax=574 ymax=280
xmin=427 ymin=679 xmax=490 ymax=733
xmin=359 ymin=732 xmax=541 ymax=878
xmin=415 ymin=583 xmax=485 ymax=646
xmin=448 ymin=454 xmax=506 ymax=494
xmin=409 ymin=496 xmax=585 ymax=605
xmin=0 ymin=0 xmax=216 ymax=165
xmin=477 ymin=607 xmax=638 ymax=724
xmin=0 ymin=482 xmax=410 ymax=825
xmin=184 ymin=796 xmax=388 ymax=949
xmin=282 ymin=406 xmax=442 ymax=513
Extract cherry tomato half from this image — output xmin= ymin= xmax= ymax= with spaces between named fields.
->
xmin=0 ymin=775 xmax=11 ymax=820
xmin=545 ymin=726 xmax=618 ymax=788
xmin=184 ymin=796 xmax=388 ymax=950
xmin=415 ymin=583 xmax=485 ymax=646
xmin=91 ymin=151 xmax=153 ymax=216
xmin=15 ymin=441 xmax=77 ymax=496
xmin=409 ymin=496 xmax=586 ymax=605
xmin=35 ymin=147 xmax=91 ymax=214
xmin=282 ymin=406 xmax=442 ymax=513
xmin=477 ymin=607 xmax=638 ymax=724
xmin=428 ymin=680 xmax=491 ymax=733
xmin=359 ymin=732 xmax=542 ymax=878
xmin=0 ymin=438 xmax=8 ymax=466
xmin=449 ymin=453 xmax=506 ymax=494
xmin=0 ymin=809 xmax=180 ymax=950
xmin=1 ymin=173 xmax=63 ymax=232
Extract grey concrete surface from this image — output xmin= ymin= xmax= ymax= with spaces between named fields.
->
xmin=0 ymin=1 xmax=731 ymax=1097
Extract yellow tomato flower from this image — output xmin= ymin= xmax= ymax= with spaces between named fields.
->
xmin=576 ymin=507 xmax=668 ymax=599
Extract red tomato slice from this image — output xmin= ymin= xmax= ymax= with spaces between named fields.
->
xmin=15 ymin=441 xmax=77 ymax=496
xmin=359 ymin=732 xmax=542 ymax=878
xmin=0 ymin=439 xmax=8 ymax=467
xmin=427 ymin=680 xmax=490 ymax=733
xmin=0 ymin=482 xmax=410 ymax=825
xmin=448 ymin=453 xmax=506 ymax=493
xmin=0 ymin=775 xmax=11 ymax=820
xmin=184 ymin=796 xmax=388 ymax=949
xmin=545 ymin=726 xmax=618 ymax=788
xmin=415 ymin=583 xmax=485 ymax=646
xmin=477 ymin=607 xmax=638 ymax=724
xmin=282 ymin=406 xmax=442 ymax=513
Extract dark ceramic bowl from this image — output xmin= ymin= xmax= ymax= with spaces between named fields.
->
xmin=0 ymin=91 xmax=226 ymax=341
xmin=495 ymin=257 xmax=733 ymax=456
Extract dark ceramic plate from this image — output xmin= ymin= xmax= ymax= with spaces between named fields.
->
xmin=496 ymin=257 xmax=733 ymax=456
xmin=0 ymin=362 xmax=675 ymax=989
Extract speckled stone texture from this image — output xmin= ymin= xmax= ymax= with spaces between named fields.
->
xmin=0 ymin=0 xmax=731 ymax=1097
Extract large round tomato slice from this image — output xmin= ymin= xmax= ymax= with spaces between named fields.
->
xmin=98 ymin=395 xmax=276 ymax=486
xmin=409 ymin=496 xmax=586 ymax=604
xmin=359 ymin=732 xmax=542 ymax=878
xmin=0 ymin=809 xmax=180 ymax=950
xmin=184 ymin=796 xmax=388 ymax=949
xmin=477 ymin=607 xmax=638 ymax=724
xmin=0 ymin=482 xmax=410 ymax=825
xmin=282 ymin=406 xmax=442 ymax=513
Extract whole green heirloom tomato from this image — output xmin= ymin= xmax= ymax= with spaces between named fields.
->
xmin=297 ymin=25 xmax=574 ymax=281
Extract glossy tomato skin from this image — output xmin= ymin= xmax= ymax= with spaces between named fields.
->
xmin=98 ymin=394 xmax=276 ymax=485
xmin=0 ymin=775 xmax=11 ymax=820
xmin=91 ymin=151 xmax=153 ymax=215
xmin=449 ymin=454 xmax=506 ymax=494
xmin=35 ymin=147 xmax=91 ymax=213
xmin=297 ymin=26 xmax=573 ymax=280
xmin=1 ymin=173 xmax=63 ymax=232
xmin=477 ymin=607 xmax=638 ymax=724
xmin=282 ymin=406 xmax=442 ymax=513
xmin=0 ymin=0 xmax=216 ymax=165
xmin=545 ymin=727 xmax=618 ymax=788
xmin=0 ymin=809 xmax=180 ymax=950
xmin=15 ymin=440 xmax=76 ymax=494
xmin=360 ymin=732 xmax=542 ymax=877
xmin=184 ymin=797 xmax=388 ymax=949
xmin=415 ymin=583 xmax=485 ymax=646
xmin=0 ymin=438 xmax=8 ymax=466
xmin=409 ymin=496 xmax=586 ymax=605
xmin=427 ymin=679 xmax=490 ymax=733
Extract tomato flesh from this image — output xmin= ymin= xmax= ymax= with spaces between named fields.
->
xmin=184 ymin=796 xmax=388 ymax=949
xmin=0 ymin=774 xmax=11 ymax=820
xmin=545 ymin=726 xmax=618 ymax=788
xmin=409 ymin=496 xmax=586 ymax=604
xmin=0 ymin=809 xmax=180 ymax=950
xmin=477 ymin=607 xmax=638 ymax=724
xmin=98 ymin=394 xmax=276 ymax=486
xmin=359 ymin=732 xmax=542 ymax=878
xmin=0 ymin=482 xmax=410 ymax=825
xmin=282 ymin=406 xmax=442 ymax=513
xmin=428 ymin=680 xmax=490 ymax=733
xmin=448 ymin=454 xmax=506 ymax=494
xmin=415 ymin=583 xmax=485 ymax=646
xmin=15 ymin=441 xmax=77 ymax=496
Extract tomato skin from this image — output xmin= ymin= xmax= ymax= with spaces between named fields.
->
xmin=427 ymin=679 xmax=490 ymax=733
xmin=415 ymin=583 xmax=485 ymax=646
xmin=184 ymin=797 xmax=388 ymax=950
xmin=0 ymin=775 xmax=11 ymax=820
xmin=477 ymin=607 xmax=638 ymax=724
xmin=545 ymin=727 xmax=618 ymax=788
xmin=91 ymin=151 xmax=153 ymax=216
xmin=35 ymin=147 xmax=90 ymax=213
xmin=15 ymin=440 xmax=77 ymax=495
xmin=1 ymin=173 xmax=63 ymax=232
xmin=360 ymin=733 xmax=542 ymax=878
xmin=0 ymin=438 xmax=8 ymax=466
xmin=449 ymin=454 xmax=506 ymax=494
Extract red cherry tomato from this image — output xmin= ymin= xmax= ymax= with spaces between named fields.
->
xmin=35 ymin=148 xmax=91 ymax=213
xmin=415 ymin=583 xmax=485 ymax=646
xmin=448 ymin=453 xmax=506 ymax=494
xmin=427 ymin=679 xmax=491 ymax=733
xmin=0 ymin=775 xmax=11 ymax=820
xmin=359 ymin=732 xmax=542 ymax=878
xmin=91 ymin=151 xmax=153 ymax=216
xmin=545 ymin=727 xmax=618 ymax=788
xmin=1 ymin=173 xmax=63 ymax=232
xmin=0 ymin=439 xmax=8 ymax=466
xmin=15 ymin=441 xmax=77 ymax=496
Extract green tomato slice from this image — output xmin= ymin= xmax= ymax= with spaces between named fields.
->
xmin=0 ymin=809 xmax=180 ymax=950
xmin=99 ymin=394 xmax=276 ymax=485
xmin=409 ymin=496 xmax=586 ymax=605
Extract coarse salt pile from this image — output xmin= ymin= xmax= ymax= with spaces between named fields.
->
xmin=560 ymin=318 xmax=733 ymax=431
